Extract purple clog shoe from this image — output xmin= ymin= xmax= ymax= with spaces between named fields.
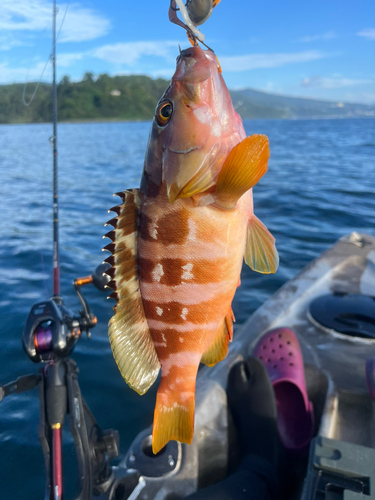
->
xmin=253 ymin=327 xmax=314 ymax=451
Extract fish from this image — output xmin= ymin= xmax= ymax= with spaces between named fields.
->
xmin=103 ymin=45 xmax=279 ymax=454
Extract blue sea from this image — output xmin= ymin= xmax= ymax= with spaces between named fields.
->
xmin=0 ymin=118 xmax=374 ymax=498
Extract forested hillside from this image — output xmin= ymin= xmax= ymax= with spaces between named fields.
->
xmin=0 ymin=73 xmax=169 ymax=124
xmin=1 ymin=72 xmax=374 ymax=123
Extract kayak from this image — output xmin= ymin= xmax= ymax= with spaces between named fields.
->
xmin=99 ymin=232 xmax=375 ymax=500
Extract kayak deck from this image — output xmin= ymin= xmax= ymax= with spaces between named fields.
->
xmin=101 ymin=233 xmax=375 ymax=499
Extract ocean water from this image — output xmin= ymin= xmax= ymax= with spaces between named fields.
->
xmin=0 ymin=118 xmax=374 ymax=498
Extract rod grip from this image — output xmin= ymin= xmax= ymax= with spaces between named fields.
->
xmin=46 ymin=385 xmax=67 ymax=426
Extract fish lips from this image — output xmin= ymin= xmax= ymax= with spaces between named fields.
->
xmin=174 ymin=47 xmax=213 ymax=84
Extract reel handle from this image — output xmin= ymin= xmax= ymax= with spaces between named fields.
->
xmin=74 ymin=263 xmax=110 ymax=292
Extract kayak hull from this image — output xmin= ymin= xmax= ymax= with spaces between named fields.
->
xmin=100 ymin=232 xmax=375 ymax=499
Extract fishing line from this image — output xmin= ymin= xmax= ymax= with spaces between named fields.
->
xmin=22 ymin=58 xmax=51 ymax=107
xmin=22 ymin=0 xmax=71 ymax=107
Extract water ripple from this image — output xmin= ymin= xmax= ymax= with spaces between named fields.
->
xmin=0 ymin=118 xmax=374 ymax=498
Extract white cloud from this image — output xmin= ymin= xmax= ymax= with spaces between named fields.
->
xmin=263 ymin=81 xmax=284 ymax=94
xmin=301 ymin=76 xmax=373 ymax=89
xmin=297 ymin=31 xmax=337 ymax=43
xmin=0 ymin=34 xmax=30 ymax=51
xmin=0 ymin=0 xmax=49 ymax=31
xmin=357 ymin=29 xmax=375 ymax=41
xmin=57 ymin=52 xmax=85 ymax=67
xmin=220 ymin=51 xmax=328 ymax=72
xmin=58 ymin=4 xmax=110 ymax=43
xmin=0 ymin=51 xmax=87 ymax=83
xmin=147 ymin=68 xmax=176 ymax=79
xmin=0 ymin=0 xmax=110 ymax=42
xmin=92 ymin=41 xmax=179 ymax=65
xmin=0 ymin=62 xmax=51 ymax=84
xmin=340 ymin=91 xmax=375 ymax=105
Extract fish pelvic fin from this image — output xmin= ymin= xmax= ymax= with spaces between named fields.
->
xmin=104 ymin=189 xmax=160 ymax=395
xmin=244 ymin=215 xmax=279 ymax=274
xmin=152 ymin=385 xmax=195 ymax=454
xmin=215 ymin=134 xmax=270 ymax=210
xmin=201 ymin=312 xmax=233 ymax=367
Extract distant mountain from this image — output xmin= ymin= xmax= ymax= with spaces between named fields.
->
xmin=230 ymin=88 xmax=375 ymax=119
xmin=0 ymin=74 xmax=374 ymax=124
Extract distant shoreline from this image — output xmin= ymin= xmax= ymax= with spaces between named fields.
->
xmin=1 ymin=74 xmax=374 ymax=124
xmin=1 ymin=115 xmax=375 ymax=126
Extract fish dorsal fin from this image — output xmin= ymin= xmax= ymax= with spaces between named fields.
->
xmin=245 ymin=215 xmax=279 ymax=274
xmin=201 ymin=311 xmax=233 ymax=367
xmin=215 ymin=134 xmax=270 ymax=210
xmin=104 ymin=189 xmax=160 ymax=395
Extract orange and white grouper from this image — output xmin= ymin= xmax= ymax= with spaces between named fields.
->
xmin=103 ymin=45 xmax=279 ymax=454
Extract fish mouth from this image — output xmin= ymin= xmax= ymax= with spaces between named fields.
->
xmin=169 ymin=146 xmax=199 ymax=154
xmin=179 ymin=48 xmax=195 ymax=59
xmin=173 ymin=46 xmax=213 ymax=84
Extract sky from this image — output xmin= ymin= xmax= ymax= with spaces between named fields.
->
xmin=0 ymin=0 xmax=374 ymax=104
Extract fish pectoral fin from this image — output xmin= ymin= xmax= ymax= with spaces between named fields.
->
xmin=244 ymin=215 xmax=279 ymax=274
xmin=215 ymin=134 xmax=270 ymax=210
xmin=105 ymin=189 xmax=160 ymax=395
xmin=201 ymin=313 xmax=233 ymax=367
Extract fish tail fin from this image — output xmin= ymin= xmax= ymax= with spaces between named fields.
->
xmin=152 ymin=385 xmax=195 ymax=454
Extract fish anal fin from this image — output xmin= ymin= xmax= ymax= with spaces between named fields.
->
xmin=245 ymin=215 xmax=279 ymax=274
xmin=201 ymin=314 xmax=232 ymax=367
xmin=152 ymin=387 xmax=195 ymax=454
xmin=215 ymin=134 xmax=269 ymax=210
xmin=106 ymin=189 xmax=160 ymax=395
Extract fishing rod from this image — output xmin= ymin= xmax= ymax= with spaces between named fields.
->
xmin=52 ymin=0 xmax=59 ymax=297
xmin=0 ymin=1 xmax=118 ymax=499
xmin=0 ymin=2 xmax=225 ymax=498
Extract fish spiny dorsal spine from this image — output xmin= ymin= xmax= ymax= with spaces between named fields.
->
xmin=108 ymin=205 xmax=122 ymax=215
xmin=103 ymin=191 xmax=132 ymax=308
xmin=105 ymin=217 xmax=118 ymax=229
xmin=104 ymin=230 xmax=116 ymax=242
xmin=103 ymin=255 xmax=115 ymax=267
xmin=103 ymin=242 xmax=115 ymax=254
xmin=104 ymin=189 xmax=161 ymax=397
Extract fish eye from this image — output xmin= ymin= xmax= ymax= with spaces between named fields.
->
xmin=156 ymin=101 xmax=173 ymax=126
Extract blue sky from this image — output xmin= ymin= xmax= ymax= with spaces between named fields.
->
xmin=1 ymin=0 xmax=374 ymax=104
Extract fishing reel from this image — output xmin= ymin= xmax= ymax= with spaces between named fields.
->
xmin=1 ymin=262 xmax=119 ymax=500
xmin=22 ymin=297 xmax=87 ymax=363
xmin=22 ymin=263 xmax=110 ymax=363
